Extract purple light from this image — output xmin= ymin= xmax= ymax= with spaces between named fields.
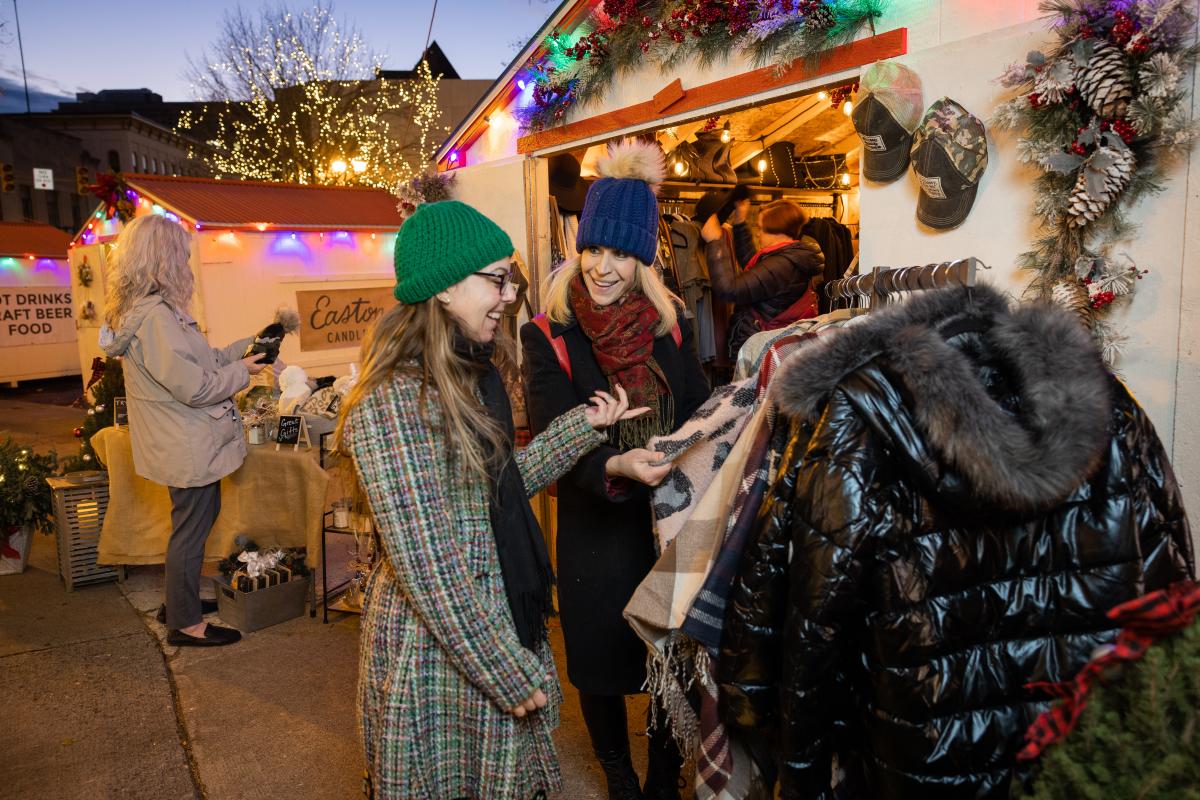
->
xmin=449 ymin=151 xmax=459 ymax=163
xmin=517 ymin=79 xmax=526 ymax=91
xmin=195 ymin=223 xmax=202 ymax=231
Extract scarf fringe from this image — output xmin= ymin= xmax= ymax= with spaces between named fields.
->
xmin=644 ymin=631 xmax=706 ymax=758
xmin=615 ymin=391 xmax=675 ymax=450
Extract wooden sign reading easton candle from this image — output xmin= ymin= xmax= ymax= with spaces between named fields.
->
xmin=296 ymin=287 xmax=395 ymax=352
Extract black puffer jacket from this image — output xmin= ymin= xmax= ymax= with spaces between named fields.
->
xmin=706 ymin=231 xmax=824 ymax=360
xmin=717 ymin=284 xmax=1193 ymax=799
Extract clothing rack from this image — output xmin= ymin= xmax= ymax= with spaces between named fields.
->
xmin=824 ymin=258 xmax=985 ymax=312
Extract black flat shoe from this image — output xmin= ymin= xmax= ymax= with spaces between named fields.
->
xmin=155 ymin=600 xmax=218 ymax=625
xmin=166 ymin=623 xmax=242 ymax=647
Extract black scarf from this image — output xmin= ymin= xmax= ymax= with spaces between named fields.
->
xmin=454 ymin=335 xmax=555 ymax=651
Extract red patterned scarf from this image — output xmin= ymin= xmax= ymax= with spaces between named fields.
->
xmin=569 ymin=273 xmax=672 ymax=448
xmin=1018 ymin=580 xmax=1200 ymax=761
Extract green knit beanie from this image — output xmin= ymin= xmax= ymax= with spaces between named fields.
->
xmin=393 ymin=200 xmax=514 ymax=304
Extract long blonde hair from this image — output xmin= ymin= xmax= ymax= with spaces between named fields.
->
xmin=104 ymin=214 xmax=194 ymax=329
xmin=542 ymin=254 xmax=679 ymax=335
xmin=335 ymin=299 xmax=509 ymax=483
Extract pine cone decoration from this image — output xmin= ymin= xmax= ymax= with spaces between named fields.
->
xmin=1050 ymin=280 xmax=1094 ymax=325
xmin=1078 ymin=40 xmax=1132 ymax=118
xmin=806 ymin=5 xmax=836 ymax=31
xmin=1067 ymin=145 xmax=1135 ymax=226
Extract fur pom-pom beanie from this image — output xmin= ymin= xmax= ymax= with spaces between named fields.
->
xmin=576 ymin=138 xmax=665 ymax=266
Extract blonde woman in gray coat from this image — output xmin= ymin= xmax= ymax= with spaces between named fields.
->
xmin=100 ymin=214 xmax=268 ymax=647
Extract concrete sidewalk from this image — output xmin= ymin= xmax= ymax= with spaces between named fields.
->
xmin=1 ymin=532 xmax=659 ymax=800
xmin=0 ymin=380 xmax=668 ymax=799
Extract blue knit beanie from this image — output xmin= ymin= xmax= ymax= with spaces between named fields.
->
xmin=575 ymin=139 xmax=665 ymax=266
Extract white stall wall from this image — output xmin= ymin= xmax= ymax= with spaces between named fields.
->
xmin=194 ymin=229 xmax=396 ymax=377
xmin=857 ymin=19 xmax=1200 ymax=528
xmin=0 ymin=257 xmax=78 ymax=382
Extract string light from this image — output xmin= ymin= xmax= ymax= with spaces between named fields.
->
xmin=817 ymin=91 xmax=828 ymax=101
xmin=720 ymin=121 xmax=731 ymax=144
xmin=840 ymin=172 xmax=851 ymax=186
xmin=757 ymin=156 xmax=768 ymax=174
xmin=350 ymin=158 xmax=368 ymax=173
xmin=175 ymin=5 xmax=443 ymax=188
xmin=842 ymin=100 xmax=854 ymax=116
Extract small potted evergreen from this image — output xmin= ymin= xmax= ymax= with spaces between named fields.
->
xmin=0 ymin=439 xmax=56 ymax=575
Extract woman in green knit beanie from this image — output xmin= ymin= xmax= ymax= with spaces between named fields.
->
xmin=337 ymin=200 xmax=650 ymax=800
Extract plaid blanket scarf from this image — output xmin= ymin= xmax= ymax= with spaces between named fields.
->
xmin=624 ymin=329 xmax=827 ymax=799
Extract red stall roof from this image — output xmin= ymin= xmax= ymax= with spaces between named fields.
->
xmin=0 ymin=221 xmax=73 ymax=258
xmin=125 ymin=175 xmax=405 ymax=231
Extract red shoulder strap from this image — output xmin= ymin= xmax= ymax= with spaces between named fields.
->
xmin=671 ymin=321 xmax=682 ymax=348
xmin=533 ymin=313 xmax=572 ymax=381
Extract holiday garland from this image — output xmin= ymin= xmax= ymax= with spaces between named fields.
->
xmin=519 ymin=0 xmax=888 ymax=132
xmin=992 ymin=0 xmax=1199 ymax=362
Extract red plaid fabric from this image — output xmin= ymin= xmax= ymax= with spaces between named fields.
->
xmin=1018 ymin=580 xmax=1200 ymax=761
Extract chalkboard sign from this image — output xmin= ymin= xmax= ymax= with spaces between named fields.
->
xmin=275 ymin=414 xmax=311 ymax=451
xmin=113 ymin=397 xmax=129 ymax=426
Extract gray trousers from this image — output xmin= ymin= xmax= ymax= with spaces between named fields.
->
xmin=166 ymin=482 xmax=221 ymax=629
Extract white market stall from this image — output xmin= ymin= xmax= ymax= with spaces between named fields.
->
xmin=436 ymin=0 xmax=1200 ymax=524
xmin=0 ymin=221 xmax=76 ymax=384
xmin=68 ymin=174 xmax=404 ymax=387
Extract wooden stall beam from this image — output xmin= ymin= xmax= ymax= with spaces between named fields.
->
xmin=517 ymin=27 xmax=907 ymax=154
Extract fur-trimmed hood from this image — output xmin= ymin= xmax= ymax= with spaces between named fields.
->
xmin=773 ymin=283 xmax=1113 ymax=513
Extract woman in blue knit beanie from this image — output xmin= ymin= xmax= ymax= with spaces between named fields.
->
xmin=521 ymin=139 xmax=712 ymax=800
xmin=336 ymin=199 xmax=648 ymax=800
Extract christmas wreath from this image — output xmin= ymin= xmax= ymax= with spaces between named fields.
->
xmin=88 ymin=172 xmax=137 ymax=223
xmin=394 ymin=171 xmax=458 ymax=221
xmin=520 ymin=0 xmax=888 ymax=132
xmin=992 ymin=0 xmax=1199 ymax=362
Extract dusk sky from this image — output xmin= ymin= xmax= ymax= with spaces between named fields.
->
xmin=0 ymin=0 xmax=559 ymax=112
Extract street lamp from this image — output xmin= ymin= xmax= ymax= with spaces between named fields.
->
xmin=350 ymin=158 xmax=367 ymax=174
xmin=330 ymin=158 xmax=348 ymax=174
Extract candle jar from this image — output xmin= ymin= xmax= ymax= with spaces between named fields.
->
xmin=248 ymin=423 xmax=265 ymax=445
xmin=332 ymin=500 xmax=351 ymax=529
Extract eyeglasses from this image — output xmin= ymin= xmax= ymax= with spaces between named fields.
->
xmin=472 ymin=270 xmax=515 ymax=294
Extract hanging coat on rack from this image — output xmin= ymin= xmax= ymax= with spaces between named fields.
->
xmin=718 ymin=284 xmax=1194 ymax=799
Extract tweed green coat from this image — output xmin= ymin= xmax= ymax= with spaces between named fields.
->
xmin=344 ymin=369 xmax=604 ymax=800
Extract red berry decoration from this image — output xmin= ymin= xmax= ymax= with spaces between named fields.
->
xmin=1110 ymin=119 xmax=1136 ymax=144
xmin=1029 ymin=92 xmax=1043 ymax=108
xmin=1110 ymin=11 xmax=1138 ymax=46
xmin=73 ymin=427 xmax=83 ymax=438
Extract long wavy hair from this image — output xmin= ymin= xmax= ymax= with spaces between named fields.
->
xmin=335 ymin=298 xmax=510 ymax=484
xmin=542 ymin=253 xmax=679 ymax=335
xmin=104 ymin=214 xmax=195 ymax=329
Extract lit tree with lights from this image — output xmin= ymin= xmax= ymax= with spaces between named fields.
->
xmin=177 ymin=1 xmax=444 ymax=189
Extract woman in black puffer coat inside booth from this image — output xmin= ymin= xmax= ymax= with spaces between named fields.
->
xmin=699 ymin=198 xmax=825 ymax=361
xmin=717 ymin=283 xmax=1193 ymax=799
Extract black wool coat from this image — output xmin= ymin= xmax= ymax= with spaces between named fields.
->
xmin=521 ymin=311 xmax=711 ymax=694
xmin=717 ymin=284 xmax=1194 ymax=799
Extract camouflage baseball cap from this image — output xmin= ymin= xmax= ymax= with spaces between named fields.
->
xmin=910 ymin=97 xmax=989 ymax=230
xmin=851 ymin=61 xmax=923 ymax=183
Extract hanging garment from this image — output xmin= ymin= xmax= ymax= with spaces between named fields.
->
xmin=671 ymin=218 xmax=716 ymax=363
xmin=718 ymin=284 xmax=1194 ymax=799
xmin=625 ymin=327 xmax=833 ymax=799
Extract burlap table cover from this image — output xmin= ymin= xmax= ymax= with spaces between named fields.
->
xmin=92 ymin=426 xmax=330 ymax=567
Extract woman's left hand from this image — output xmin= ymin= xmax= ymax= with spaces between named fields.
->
xmin=585 ymin=385 xmax=650 ymax=430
